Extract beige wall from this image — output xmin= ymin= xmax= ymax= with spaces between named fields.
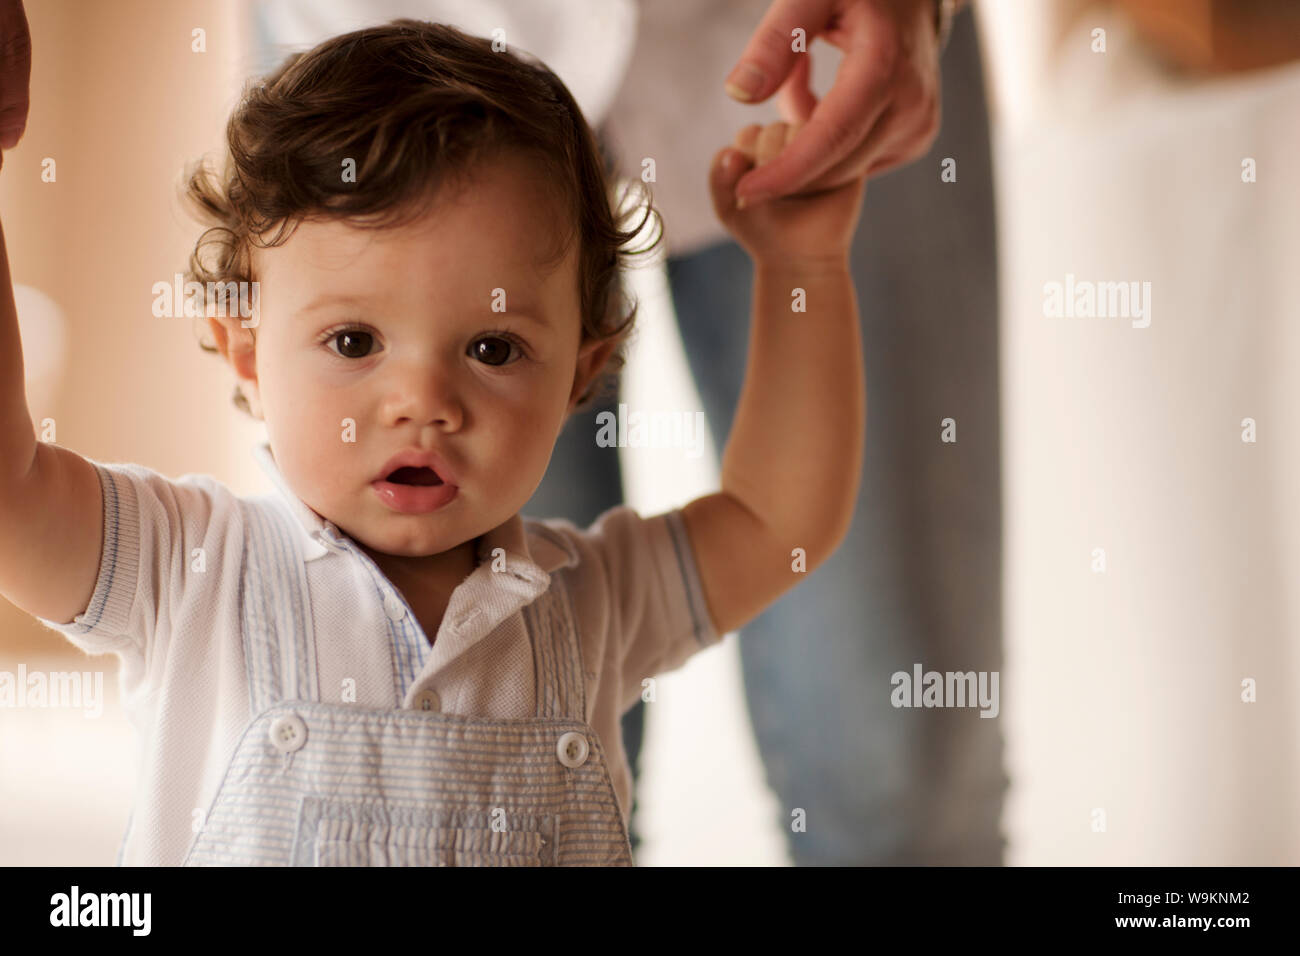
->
xmin=1 ymin=0 xmax=266 ymax=657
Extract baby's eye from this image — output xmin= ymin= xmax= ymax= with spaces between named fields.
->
xmin=469 ymin=333 xmax=526 ymax=367
xmin=323 ymin=329 xmax=377 ymax=359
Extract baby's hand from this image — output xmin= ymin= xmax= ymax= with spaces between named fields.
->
xmin=710 ymin=121 xmax=866 ymax=270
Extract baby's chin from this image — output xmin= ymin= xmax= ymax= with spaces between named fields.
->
xmin=353 ymin=508 xmax=499 ymax=558
xmin=351 ymin=534 xmax=477 ymax=570
xmin=345 ymin=519 xmax=467 ymax=558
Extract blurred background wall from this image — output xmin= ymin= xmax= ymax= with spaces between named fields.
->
xmin=0 ymin=0 xmax=265 ymax=865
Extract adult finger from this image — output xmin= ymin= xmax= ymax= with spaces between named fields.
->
xmin=847 ymin=37 xmax=942 ymax=179
xmin=724 ymin=0 xmax=836 ymax=104
xmin=860 ymin=93 xmax=940 ymax=177
xmin=734 ymin=29 xmax=898 ymax=203
xmin=0 ymin=0 xmax=31 ymax=150
xmin=859 ymin=95 xmax=939 ymax=178
xmin=776 ymin=50 xmax=818 ymax=124
xmin=790 ymin=75 xmax=940 ymax=191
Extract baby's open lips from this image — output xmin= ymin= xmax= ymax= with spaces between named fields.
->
xmin=382 ymin=466 xmax=444 ymax=487
xmin=374 ymin=447 xmax=459 ymax=486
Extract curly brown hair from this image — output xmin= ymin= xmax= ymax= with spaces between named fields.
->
xmin=184 ymin=18 xmax=661 ymax=417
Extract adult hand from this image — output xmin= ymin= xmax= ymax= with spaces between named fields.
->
xmin=723 ymin=0 xmax=951 ymax=205
xmin=0 ymin=0 xmax=30 ymax=170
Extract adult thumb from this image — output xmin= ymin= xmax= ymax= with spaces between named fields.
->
xmin=724 ymin=0 xmax=834 ymax=103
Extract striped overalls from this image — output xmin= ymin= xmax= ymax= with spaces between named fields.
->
xmin=183 ymin=495 xmax=634 ymax=866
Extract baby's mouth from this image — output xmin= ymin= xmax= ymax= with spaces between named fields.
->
xmin=383 ymin=466 xmax=444 ymax=487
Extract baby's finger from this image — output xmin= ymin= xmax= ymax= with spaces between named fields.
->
xmin=755 ymin=121 xmax=791 ymax=166
xmin=732 ymin=123 xmax=763 ymax=162
xmin=709 ymin=146 xmax=751 ymax=218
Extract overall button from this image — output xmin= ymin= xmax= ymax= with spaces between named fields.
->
xmin=383 ymin=593 xmax=406 ymax=621
xmin=415 ymin=689 xmax=441 ymax=712
xmin=556 ymin=732 xmax=589 ymax=768
xmin=269 ymin=713 xmax=307 ymax=754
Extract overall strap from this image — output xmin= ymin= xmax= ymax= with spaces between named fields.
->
xmin=240 ymin=497 xmax=320 ymax=713
xmin=525 ymin=569 xmax=587 ymax=724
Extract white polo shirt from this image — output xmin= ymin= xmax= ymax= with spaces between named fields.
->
xmin=37 ymin=441 xmax=723 ymax=866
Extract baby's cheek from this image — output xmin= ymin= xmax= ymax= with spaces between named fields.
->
xmin=504 ymin=407 xmax=561 ymax=474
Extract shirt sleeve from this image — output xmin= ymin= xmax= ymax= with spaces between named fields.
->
xmin=33 ymin=458 xmax=239 ymax=687
xmin=577 ymin=504 xmax=723 ymax=710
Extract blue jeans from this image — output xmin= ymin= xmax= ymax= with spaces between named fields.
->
xmin=525 ymin=8 xmax=1005 ymax=864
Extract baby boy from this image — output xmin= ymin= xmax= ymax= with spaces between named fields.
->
xmin=0 ymin=19 xmax=865 ymax=865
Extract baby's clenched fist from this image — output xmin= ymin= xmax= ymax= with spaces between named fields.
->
xmin=710 ymin=121 xmax=866 ymax=270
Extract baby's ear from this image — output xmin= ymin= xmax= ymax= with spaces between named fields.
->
xmin=568 ymin=335 xmax=619 ymax=411
xmin=206 ymin=313 xmax=256 ymax=376
xmin=206 ymin=312 xmax=262 ymax=412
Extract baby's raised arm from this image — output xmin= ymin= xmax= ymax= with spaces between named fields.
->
xmin=678 ymin=123 xmax=868 ymax=637
xmin=0 ymin=215 xmax=104 ymax=628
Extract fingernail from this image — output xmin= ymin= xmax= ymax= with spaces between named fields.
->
xmin=725 ymin=63 xmax=765 ymax=101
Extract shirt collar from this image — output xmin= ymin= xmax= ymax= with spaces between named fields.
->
xmin=251 ymin=440 xmax=579 ymax=577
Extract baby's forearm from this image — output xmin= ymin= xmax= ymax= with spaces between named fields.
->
xmin=0 ymin=217 xmax=36 ymax=486
xmin=720 ymin=261 xmax=865 ymax=557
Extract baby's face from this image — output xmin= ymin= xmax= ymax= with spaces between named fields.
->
xmin=240 ymin=151 xmax=603 ymax=560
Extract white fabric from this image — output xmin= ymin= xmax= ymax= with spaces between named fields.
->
xmin=36 ymin=442 xmax=722 ymax=866
xmin=982 ymin=4 xmax=1300 ymax=863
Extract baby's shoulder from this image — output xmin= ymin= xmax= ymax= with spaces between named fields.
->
xmin=520 ymin=504 xmax=676 ymax=586
xmin=84 ymin=456 xmax=271 ymax=544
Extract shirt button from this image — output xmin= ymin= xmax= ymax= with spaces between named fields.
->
xmin=383 ymin=592 xmax=406 ymax=621
xmin=416 ymin=689 xmax=441 ymax=713
xmin=269 ymin=713 xmax=307 ymax=754
xmin=556 ymin=731 xmax=589 ymax=768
